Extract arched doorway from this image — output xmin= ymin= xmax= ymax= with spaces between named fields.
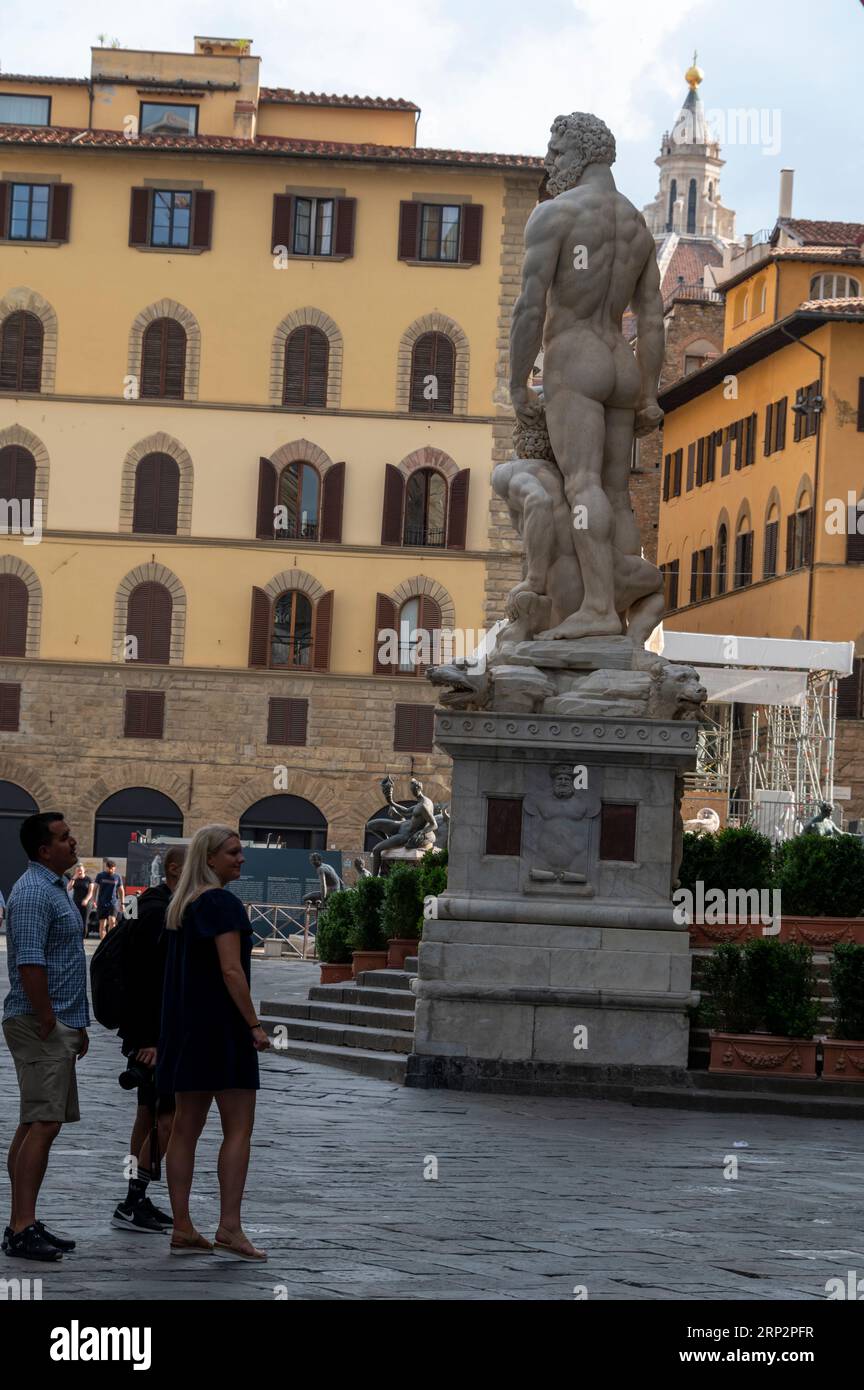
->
xmin=240 ymin=795 xmax=327 ymax=850
xmin=94 ymin=788 xmax=183 ymax=857
xmin=0 ymin=780 xmax=38 ymax=895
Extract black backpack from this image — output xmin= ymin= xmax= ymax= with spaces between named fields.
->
xmin=89 ymin=918 xmax=134 ymax=1030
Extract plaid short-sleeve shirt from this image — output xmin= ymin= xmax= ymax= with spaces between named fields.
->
xmin=3 ymin=863 xmax=90 ymax=1028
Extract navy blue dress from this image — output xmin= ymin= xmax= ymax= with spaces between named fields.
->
xmin=157 ymin=888 xmax=259 ymax=1093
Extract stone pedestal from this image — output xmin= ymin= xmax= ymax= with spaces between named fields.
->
xmin=407 ymin=709 xmax=700 ymax=1096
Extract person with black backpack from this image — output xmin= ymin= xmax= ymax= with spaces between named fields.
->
xmin=90 ymin=846 xmax=185 ymax=1234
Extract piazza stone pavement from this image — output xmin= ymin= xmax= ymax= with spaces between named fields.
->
xmin=0 ymin=940 xmax=862 ymax=1302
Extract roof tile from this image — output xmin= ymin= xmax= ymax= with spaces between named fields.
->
xmin=777 ymin=218 xmax=864 ymax=247
xmin=260 ymin=87 xmax=419 ymax=112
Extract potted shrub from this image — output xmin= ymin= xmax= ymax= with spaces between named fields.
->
xmin=347 ymin=874 xmax=389 ymax=976
xmin=773 ymin=834 xmax=864 ymax=947
xmin=704 ymin=938 xmax=820 ymax=1077
xmin=381 ymin=862 xmax=425 ymax=969
xmin=823 ymin=943 xmax=864 ymax=1080
xmin=684 ymin=825 xmax=775 ymax=947
xmin=315 ymin=890 xmax=355 ymax=984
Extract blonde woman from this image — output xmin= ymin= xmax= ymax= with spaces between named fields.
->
xmin=157 ymin=826 xmax=270 ymax=1260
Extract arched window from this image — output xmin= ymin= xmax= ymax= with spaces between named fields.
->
xmin=0 ymin=574 xmax=28 ymax=656
xmin=0 ymin=781 xmax=38 ymax=896
xmin=132 ymin=453 xmax=180 ymax=534
xmin=277 ymin=462 xmax=320 ymax=541
xmin=404 ymin=468 xmax=447 ymax=547
xmin=127 ymin=581 xmax=173 ymax=664
xmin=94 ymin=787 xmax=183 ymax=858
xmin=707 ymin=181 xmax=714 ymax=201
xmin=0 ymin=311 xmax=43 ymax=392
xmin=734 ymin=519 xmax=753 ymax=589
xmin=666 ymin=178 xmax=677 ymax=231
xmin=687 ymin=178 xmax=697 ymax=234
xmin=239 ymin=794 xmax=327 ymax=850
xmin=0 ymin=445 xmax=36 ymax=510
xmin=716 ymin=524 xmax=728 ymax=595
xmin=764 ymin=504 xmax=779 ymax=579
xmin=271 ymin=590 xmax=313 ymax=668
xmin=809 ymin=273 xmax=861 ymax=300
xmin=409 ymin=332 xmax=455 ymax=413
xmin=283 ymin=326 xmax=329 ymax=408
xmin=396 ymin=594 xmax=442 ymax=674
xmin=141 ymin=318 xmax=186 ymax=399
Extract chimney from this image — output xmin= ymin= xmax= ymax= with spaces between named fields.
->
xmin=778 ymin=169 xmax=794 ymax=221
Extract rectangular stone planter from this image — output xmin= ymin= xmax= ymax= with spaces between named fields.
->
xmin=352 ymin=950 xmax=388 ymax=977
xmin=320 ymin=962 xmax=353 ymax=985
xmin=822 ymin=1039 xmax=864 ymax=1081
xmin=708 ymin=1031 xmax=818 ymax=1078
xmin=386 ymin=937 xmax=419 ymax=970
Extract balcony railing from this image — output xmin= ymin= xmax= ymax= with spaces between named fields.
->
xmin=274 ymin=519 xmax=319 ymax=541
xmin=663 ymin=282 xmax=724 ymax=312
xmin=403 ymin=525 xmax=446 ymax=547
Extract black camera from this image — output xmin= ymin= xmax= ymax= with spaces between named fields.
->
xmin=118 ymin=1060 xmax=152 ymax=1091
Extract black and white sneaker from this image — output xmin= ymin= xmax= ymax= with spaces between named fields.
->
xmin=138 ymin=1197 xmax=172 ymax=1229
xmin=34 ymin=1220 xmax=75 ymax=1252
xmin=111 ymin=1201 xmax=166 ymax=1234
xmin=5 ymin=1223 xmax=63 ymax=1262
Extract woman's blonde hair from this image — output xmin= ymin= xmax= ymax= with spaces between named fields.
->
xmin=165 ymin=824 xmax=239 ymax=931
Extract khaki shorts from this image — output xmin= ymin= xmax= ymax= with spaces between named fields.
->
xmin=2 ymin=1015 xmax=83 ymax=1124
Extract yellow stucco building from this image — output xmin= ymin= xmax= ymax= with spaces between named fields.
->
xmin=0 ymin=36 xmax=543 ymax=883
xmin=656 ymin=218 xmax=864 ymax=813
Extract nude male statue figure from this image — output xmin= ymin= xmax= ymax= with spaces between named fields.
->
xmin=509 ymin=111 xmax=665 ymax=640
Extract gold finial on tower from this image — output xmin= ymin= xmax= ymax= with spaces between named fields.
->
xmin=685 ymin=50 xmax=703 ymax=89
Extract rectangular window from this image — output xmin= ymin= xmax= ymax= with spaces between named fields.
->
xmin=794 ymin=381 xmax=820 ymax=441
xmin=140 ymin=102 xmax=199 ymax=137
xmin=267 ymin=697 xmax=308 ymax=746
xmin=0 ymin=681 xmax=21 ymax=732
xmin=686 ymin=443 xmax=695 ymax=491
xmin=774 ymin=396 xmax=787 ymax=451
xmin=599 ymin=803 xmax=637 ymax=862
xmin=292 ymin=197 xmax=335 ymax=256
xmin=672 ymin=449 xmax=683 ymax=497
xmin=394 ymin=702 xmax=434 ymax=752
xmin=721 ymin=430 xmax=732 ymax=476
xmin=0 ymin=94 xmax=50 ymax=126
xmin=696 ymin=437 xmax=705 ymax=487
xmin=705 ymin=432 xmax=718 ymax=483
xmin=151 ymin=189 xmax=193 ymax=248
xmin=661 ymin=560 xmax=679 ymax=612
xmin=124 ymin=691 xmax=165 ymax=739
xmin=745 ymin=412 xmax=757 ymax=465
xmin=485 ymin=797 xmax=523 ymax=856
xmin=764 ymin=520 xmax=779 ymax=578
xmin=419 ymin=203 xmax=461 ymax=262
xmin=700 ymin=546 xmax=713 ymax=600
xmin=8 ymin=183 xmax=50 ymax=240
xmin=764 ymin=402 xmax=775 ymax=456
xmin=734 ymin=530 xmax=753 ymax=589
xmin=837 ymin=658 xmax=864 ymax=720
xmin=662 ymin=453 xmax=671 ymax=501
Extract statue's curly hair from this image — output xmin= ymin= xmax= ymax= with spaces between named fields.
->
xmin=545 ymin=112 xmax=616 ymax=196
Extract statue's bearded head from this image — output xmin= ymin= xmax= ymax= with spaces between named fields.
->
xmin=544 ymin=112 xmax=616 ymax=197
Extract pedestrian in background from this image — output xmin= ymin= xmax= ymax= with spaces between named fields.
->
xmin=67 ymin=865 xmax=94 ymax=936
xmin=94 ymin=860 xmax=124 ymax=938
xmin=158 ymin=826 xmax=270 ymax=1260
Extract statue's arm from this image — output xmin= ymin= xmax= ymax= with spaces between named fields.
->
xmin=630 ymin=247 xmax=665 ymax=436
xmin=510 ymin=205 xmax=560 ymax=425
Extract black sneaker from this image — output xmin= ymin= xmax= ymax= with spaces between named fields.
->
xmin=111 ymin=1201 xmax=166 ymax=1234
xmin=137 ymin=1197 xmax=172 ymax=1229
xmin=5 ymin=1223 xmax=63 ymax=1262
xmin=34 ymin=1220 xmax=76 ymax=1252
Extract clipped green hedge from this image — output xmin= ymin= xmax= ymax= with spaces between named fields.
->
xmin=773 ymin=833 xmax=864 ymax=918
xmin=347 ymin=875 xmax=388 ymax=951
xmin=701 ymin=937 xmax=820 ymax=1039
xmin=418 ymin=847 xmax=448 ymax=903
xmin=315 ymin=890 xmax=355 ymax=964
xmin=830 ymin=943 xmax=864 ymax=1040
xmin=381 ymin=862 xmax=425 ymax=942
xmin=680 ymin=825 xmax=775 ymax=896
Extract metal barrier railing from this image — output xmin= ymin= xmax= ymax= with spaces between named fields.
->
xmin=246 ymin=902 xmax=317 ymax=959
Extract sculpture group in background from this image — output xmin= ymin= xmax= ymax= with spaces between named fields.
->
xmin=303 ymin=850 xmax=343 ymax=907
xmin=683 ymin=808 xmax=722 ymax=836
xmin=428 ymin=110 xmax=708 ymax=727
xmin=800 ymin=801 xmax=847 ymax=837
xmin=365 ymin=776 xmax=448 ymax=876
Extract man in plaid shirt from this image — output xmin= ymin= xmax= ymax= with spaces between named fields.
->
xmin=2 ymin=812 xmax=89 ymax=1262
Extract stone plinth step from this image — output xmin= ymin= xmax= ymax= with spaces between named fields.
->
xmin=261 ymin=1016 xmax=413 ymax=1055
xmin=262 ymin=1033 xmax=406 ymax=1082
xmin=404 ymin=956 xmax=419 ymax=973
xmin=356 ymin=968 xmax=415 ymax=991
xmin=307 ymin=984 xmax=416 ymax=1012
xmin=634 ymin=1085 xmax=864 ymax=1119
xmin=260 ymin=999 xmax=415 ymax=1032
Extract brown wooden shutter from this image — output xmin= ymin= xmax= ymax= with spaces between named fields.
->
xmin=459 ymin=204 xmax=483 ymax=263
xmin=696 ymin=437 xmax=704 ymax=487
xmin=0 ymin=681 xmax=20 ymax=732
xmin=283 ymin=326 xmax=329 ymax=407
xmin=764 ymin=402 xmax=774 ymax=455
xmin=857 ymin=379 xmax=864 ymax=432
xmin=0 ymin=312 xmax=44 ymax=392
xmin=689 ymin=551 xmax=699 ymax=602
xmin=127 ymin=583 xmax=172 ymax=665
xmin=0 ymin=445 xmax=36 ymax=505
xmin=191 ymin=190 xmax=213 ymax=249
xmin=129 ymin=187 xmax=151 ymax=246
xmin=141 ymin=319 xmax=186 ymax=399
xmin=793 ymin=389 xmax=804 ymax=442
xmin=847 ymin=529 xmax=864 ymax=563
xmin=132 ymin=453 xmax=179 ymax=534
xmin=800 ymin=508 xmax=813 ymax=566
xmin=248 ymin=587 xmax=272 ymax=668
xmin=837 ymin=658 xmax=864 ymax=720
xmin=333 ymin=197 xmax=356 ymax=256
xmin=381 ymin=465 xmax=405 ymax=545
xmin=398 ymin=201 xmax=421 ymax=259
xmin=673 ymin=449 xmax=682 ymax=495
xmin=786 ymin=513 xmax=796 ymax=571
xmin=701 ymin=546 xmax=713 ymax=599
xmin=373 ymin=594 xmax=397 ymax=674
xmin=0 ymin=576 xmax=28 ymax=658
xmin=312 ymin=590 xmax=334 ymax=671
xmin=49 ymin=184 xmax=72 ymax=242
xmin=272 ymin=194 xmax=294 ymax=253
xmin=124 ymin=691 xmax=164 ymax=739
xmin=256 ymin=457 xmax=278 ymax=539
xmin=394 ymin=702 xmax=434 ymax=752
xmin=267 ymin=696 xmax=308 ymax=745
xmin=662 ymin=454 xmax=671 ymax=501
xmin=746 ymin=412 xmax=757 ymax=465
xmin=686 ymin=443 xmax=695 ymax=491
xmin=446 ymin=468 xmax=470 ymax=549
xmin=775 ymin=397 xmax=787 ymax=450
xmin=416 ymin=595 xmax=442 ymax=672
xmin=0 ymin=183 xmax=8 ymax=238
xmin=320 ymin=461 xmax=345 ymax=543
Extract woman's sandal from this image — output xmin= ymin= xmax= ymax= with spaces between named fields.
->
xmin=169 ymin=1230 xmax=214 ymax=1256
xmin=213 ymin=1228 xmax=268 ymax=1262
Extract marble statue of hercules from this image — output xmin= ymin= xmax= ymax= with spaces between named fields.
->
xmin=510 ymin=111 xmax=665 ymax=640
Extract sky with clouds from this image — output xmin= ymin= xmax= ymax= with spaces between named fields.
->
xmin=1 ymin=0 xmax=860 ymax=235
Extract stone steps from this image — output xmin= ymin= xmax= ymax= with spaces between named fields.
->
xmin=261 ymin=998 xmax=415 ymax=1031
xmin=308 ymin=983 xmax=416 ymax=1011
xmin=260 ymin=1031 xmax=407 ymax=1082
xmin=634 ymin=1082 xmax=864 ymax=1119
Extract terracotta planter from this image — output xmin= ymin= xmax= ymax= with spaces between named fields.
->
xmin=781 ymin=917 xmax=864 ymax=948
xmin=319 ymin=962 xmax=353 ymax=985
xmin=689 ymin=919 xmax=758 ymax=947
xmin=708 ymin=1031 xmax=818 ymax=1078
xmin=386 ymin=937 xmax=419 ymax=969
xmin=822 ymin=1039 xmax=864 ymax=1081
xmin=351 ymin=950 xmax=388 ymax=977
